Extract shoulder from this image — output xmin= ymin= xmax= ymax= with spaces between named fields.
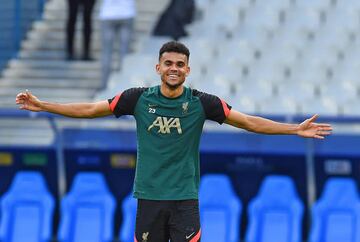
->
xmin=190 ymin=88 xmax=232 ymax=124
xmin=108 ymin=87 xmax=149 ymax=117
xmin=123 ymin=87 xmax=149 ymax=96
xmin=191 ymin=88 xmax=220 ymax=102
xmin=142 ymin=86 xmax=158 ymax=96
xmin=118 ymin=87 xmax=150 ymax=106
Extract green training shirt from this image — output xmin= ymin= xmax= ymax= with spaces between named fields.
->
xmin=108 ymin=85 xmax=231 ymax=200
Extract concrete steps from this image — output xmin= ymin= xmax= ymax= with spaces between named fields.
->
xmin=0 ymin=0 xmax=169 ymax=109
xmin=8 ymin=59 xmax=100 ymax=70
xmin=0 ymin=118 xmax=55 ymax=146
xmin=0 ymin=86 xmax=96 ymax=109
xmin=3 ymin=68 xmax=100 ymax=80
xmin=0 ymin=87 xmax=94 ymax=97
xmin=0 ymin=78 xmax=100 ymax=89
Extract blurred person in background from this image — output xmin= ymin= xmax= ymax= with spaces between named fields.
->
xmin=66 ymin=0 xmax=96 ymax=60
xmin=16 ymin=41 xmax=332 ymax=242
xmin=153 ymin=0 xmax=195 ymax=40
xmin=99 ymin=0 xmax=136 ymax=89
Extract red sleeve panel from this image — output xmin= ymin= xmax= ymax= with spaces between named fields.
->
xmin=220 ymin=99 xmax=231 ymax=117
xmin=109 ymin=93 xmax=122 ymax=112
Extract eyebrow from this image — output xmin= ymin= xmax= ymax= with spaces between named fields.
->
xmin=164 ymin=60 xmax=186 ymax=64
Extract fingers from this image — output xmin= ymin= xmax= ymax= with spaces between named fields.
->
xmin=15 ymin=95 xmax=26 ymax=105
xmin=16 ymin=90 xmax=32 ymax=101
xmin=316 ymin=123 xmax=332 ymax=128
xmin=16 ymin=90 xmax=29 ymax=98
xmin=314 ymin=132 xmax=328 ymax=139
xmin=16 ymin=99 xmax=24 ymax=105
xmin=25 ymin=89 xmax=31 ymax=99
xmin=16 ymin=92 xmax=27 ymax=99
xmin=319 ymin=129 xmax=332 ymax=134
xmin=308 ymin=114 xmax=319 ymax=123
xmin=16 ymin=90 xmax=32 ymax=109
xmin=314 ymin=135 xmax=324 ymax=139
xmin=316 ymin=125 xmax=333 ymax=139
xmin=316 ymin=125 xmax=333 ymax=131
xmin=313 ymin=128 xmax=332 ymax=139
xmin=309 ymin=115 xmax=333 ymax=131
xmin=15 ymin=90 xmax=34 ymax=111
xmin=17 ymin=90 xmax=31 ymax=97
xmin=317 ymin=130 xmax=332 ymax=136
xmin=322 ymin=127 xmax=332 ymax=132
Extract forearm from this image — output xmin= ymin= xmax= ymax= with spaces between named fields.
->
xmin=226 ymin=110 xmax=300 ymax=135
xmin=226 ymin=110 xmax=331 ymax=139
xmin=39 ymin=101 xmax=102 ymax=118
xmin=241 ymin=115 xmax=299 ymax=135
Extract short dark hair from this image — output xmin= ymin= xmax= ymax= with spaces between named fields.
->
xmin=159 ymin=41 xmax=190 ymax=61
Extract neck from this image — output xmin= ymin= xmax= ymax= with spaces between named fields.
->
xmin=160 ymin=83 xmax=184 ymax=98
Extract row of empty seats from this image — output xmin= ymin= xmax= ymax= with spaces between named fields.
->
xmin=0 ymin=172 xmax=114 ymax=242
xmin=201 ymin=175 xmax=360 ymax=242
xmin=200 ymin=175 xmax=360 ymax=241
xmin=1 ymin=171 xmax=359 ymax=241
xmin=99 ymin=47 xmax=360 ymax=116
xmin=193 ymin=0 xmax=360 ymax=40
xmin=98 ymin=0 xmax=360 ymax=116
xmin=188 ymin=0 xmax=360 ymax=116
xmin=101 ymin=35 xmax=360 ymax=115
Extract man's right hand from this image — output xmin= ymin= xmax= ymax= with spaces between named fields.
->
xmin=15 ymin=90 xmax=42 ymax=112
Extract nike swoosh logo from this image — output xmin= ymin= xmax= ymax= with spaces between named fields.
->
xmin=185 ymin=232 xmax=195 ymax=239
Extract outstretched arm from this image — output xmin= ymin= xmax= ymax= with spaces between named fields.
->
xmin=225 ymin=110 xmax=332 ymax=139
xmin=15 ymin=90 xmax=112 ymax=118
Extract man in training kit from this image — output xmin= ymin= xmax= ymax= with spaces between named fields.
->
xmin=16 ymin=41 xmax=332 ymax=242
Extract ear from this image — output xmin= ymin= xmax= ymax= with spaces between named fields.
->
xmin=186 ymin=66 xmax=190 ymax=76
xmin=155 ymin=64 xmax=160 ymax=74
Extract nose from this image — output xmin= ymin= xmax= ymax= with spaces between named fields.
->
xmin=169 ymin=64 xmax=178 ymax=71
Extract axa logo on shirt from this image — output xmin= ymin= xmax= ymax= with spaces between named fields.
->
xmin=148 ymin=116 xmax=182 ymax=134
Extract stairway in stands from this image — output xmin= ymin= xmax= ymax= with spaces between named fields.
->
xmin=0 ymin=0 xmax=169 ymax=108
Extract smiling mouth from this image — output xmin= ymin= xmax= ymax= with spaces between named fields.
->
xmin=168 ymin=74 xmax=179 ymax=79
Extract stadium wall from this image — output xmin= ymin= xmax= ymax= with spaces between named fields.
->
xmin=0 ymin=113 xmax=359 ymax=239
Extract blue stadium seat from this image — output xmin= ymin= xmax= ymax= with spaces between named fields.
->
xmin=0 ymin=171 xmax=54 ymax=242
xmin=245 ymin=175 xmax=304 ymax=242
xmin=119 ymin=193 xmax=137 ymax=242
xmin=199 ymin=174 xmax=242 ymax=242
xmin=58 ymin=172 xmax=116 ymax=242
xmin=309 ymin=177 xmax=360 ymax=242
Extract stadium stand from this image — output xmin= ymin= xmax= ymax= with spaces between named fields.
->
xmin=245 ymin=175 xmax=304 ymax=242
xmin=57 ymin=172 xmax=115 ymax=242
xmin=0 ymin=0 xmax=169 ymax=108
xmin=2 ymin=0 xmax=360 ymax=241
xmin=1 ymin=0 xmax=360 ymax=115
xmin=0 ymin=0 xmax=44 ymax=73
xmin=2 ymin=0 xmax=360 ymax=117
xmin=97 ymin=0 xmax=360 ymax=116
xmin=0 ymin=171 xmax=54 ymax=242
xmin=199 ymin=174 xmax=241 ymax=242
xmin=309 ymin=177 xmax=360 ymax=242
